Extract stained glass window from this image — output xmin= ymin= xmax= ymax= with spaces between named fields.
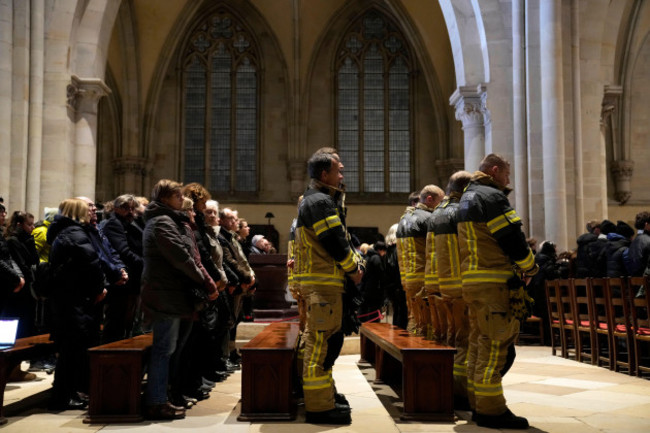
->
xmin=335 ymin=10 xmax=412 ymax=193
xmin=182 ymin=10 xmax=258 ymax=192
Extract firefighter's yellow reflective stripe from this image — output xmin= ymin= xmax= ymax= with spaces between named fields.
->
xmin=474 ymin=382 xmax=504 ymax=397
xmin=408 ymin=237 xmax=417 ymax=273
xmin=487 ymin=210 xmax=520 ymax=234
xmin=467 ymin=378 xmax=475 ymax=392
xmin=313 ymin=214 xmax=342 ymax=236
xmin=461 ymin=270 xmax=513 ymax=283
xmin=338 ymin=249 xmax=356 ymax=273
xmin=453 ymin=363 xmax=467 ymax=377
xmin=307 ymin=331 xmax=324 ymax=378
xmin=303 ymin=371 xmax=334 ymax=390
xmin=465 ymin=222 xmax=479 ymax=271
xmin=439 ymin=277 xmax=462 ymax=289
xmin=424 ymin=275 xmax=439 ymax=284
xmin=447 ymin=235 xmax=460 ymax=278
xmin=515 ymin=249 xmax=535 ymax=272
xmin=483 ymin=340 xmax=500 ymax=384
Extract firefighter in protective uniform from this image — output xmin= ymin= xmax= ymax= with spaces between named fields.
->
xmin=457 ymin=154 xmax=538 ymax=430
xmin=428 ymin=171 xmax=473 ymax=408
xmin=293 ymin=151 xmax=363 ymax=425
xmin=396 ymin=185 xmax=444 ymax=337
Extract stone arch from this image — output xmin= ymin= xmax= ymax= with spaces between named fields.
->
xmin=303 ymin=0 xmax=452 ymax=197
xmin=438 ymin=0 xmax=489 ymax=87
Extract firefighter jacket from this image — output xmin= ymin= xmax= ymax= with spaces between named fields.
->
xmin=427 ymin=192 xmax=463 ymax=297
xmin=396 ymin=202 xmax=435 ymax=290
xmin=457 ymin=171 xmax=537 ymax=286
xmin=395 ymin=206 xmax=416 ymax=287
xmin=293 ymin=180 xmax=360 ymax=294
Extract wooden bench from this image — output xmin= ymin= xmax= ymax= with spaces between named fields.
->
xmin=0 ymin=334 xmax=54 ymax=425
xmin=238 ymin=321 xmax=300 ymax=421
xmin=84 ymin=333 xmax=153 ymax=424
xmin=359 ymin=322 xmax=455 ymax=421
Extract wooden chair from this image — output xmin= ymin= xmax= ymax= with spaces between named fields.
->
xmin=603 ymin=277 xmax=635 ymax=375
xmin=628 ymin=276 xmax=650 ymax=377
xmin=545 ymin=280 xmax=565 ymax=357
xmin=589 ymin=278 xmax=612 ymax=369
xmin=557 ymin=279 xmax=579 ymax=360
xmin=571 ymin=278 xmax=597 ymax=364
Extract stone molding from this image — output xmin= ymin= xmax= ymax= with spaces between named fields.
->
xmin=611 ymin=159 xmax=634 ymax=205
xmin=112 ymin=157 xmax=151 ymax=177
xmin=67 ymin=74 xmax=111 ymax=112
xmin=449 ymin=84 xmax=490 ymax=128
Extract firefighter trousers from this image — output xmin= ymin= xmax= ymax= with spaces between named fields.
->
xmin=462 ymin=283 xmax=519 ymax=416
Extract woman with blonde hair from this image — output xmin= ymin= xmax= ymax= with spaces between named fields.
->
xmin=47 ymin=198 xmax=107 ymax=410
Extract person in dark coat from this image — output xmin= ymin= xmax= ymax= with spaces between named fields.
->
xmin=528 ymin=241 xmax=560 ymax=345
xmin=141 ymin=179 xmax=217 ymax=420
xmin=604 ymin=220 xmax=634 ymax=280
xmin=359 ymin=241 xmax=387 ymax=322
xmin=588 ymin=219 xmax=616 ymax=277
xmin=47 ymin=198 xmax=107 ymax=410
xmin=574 ymin=220 xmax=600 ymax=278
xmin=101 ymin=194 xmax=144 ymax=343
xmin=3 ymin=211 xmax=39 ymax=339
xmin=0 ymin=203 xmax=24 ymax=315
xmin=384 ymin=224 xmax=408 ymax=329
xmin=624 ymin=211 xmax=650 ymax=276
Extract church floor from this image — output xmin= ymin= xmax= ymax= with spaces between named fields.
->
xmin=2 ymin=345 xmax=650 ymax=433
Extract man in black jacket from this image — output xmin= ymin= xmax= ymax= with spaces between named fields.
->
xmin=101 ymin=194 xmax=143 ymax=343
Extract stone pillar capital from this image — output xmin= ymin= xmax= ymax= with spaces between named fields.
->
xmin=450 ymin=84 xmax=489 ymax=128
xmin=611 ymin=159 xmax=634 ymax=205
xmin=67 ymin=74 xmax=111 ymax=112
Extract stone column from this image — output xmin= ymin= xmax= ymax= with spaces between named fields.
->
xmin=0 ymin=0 xmax=13 ymax=201
xmin=450 ymin=85 xmax=489 ymax=172
xmin=67 ymin=75 xmax=110 ymax=199
xmin=540 ymin=0 xmax=568 ymax=249
xmin=512 ymin=0 xmax=529 ymax=230
xmin=26 ymin=0 xmax=44 ymax=215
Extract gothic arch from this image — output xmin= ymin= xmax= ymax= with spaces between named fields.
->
xmin=438 ymin=0 xmax=489 ymax=87
xmin=142 ymin=0 xmax=290 ymax=199
xmin=303 ymin=0 xmax=452 ymax=196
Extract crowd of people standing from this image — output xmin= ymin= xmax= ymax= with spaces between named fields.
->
xmin=0 ymin=182 xmax=264 ymax=419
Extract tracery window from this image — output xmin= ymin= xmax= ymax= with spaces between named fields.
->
xmin=336 ymin=10 xmax=413 ymax=193
xmin=182 ymin=9 xmax=259 ymax=192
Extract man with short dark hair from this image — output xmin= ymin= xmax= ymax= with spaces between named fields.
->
xmin=293 ymin=149 xmax=363 ymax=425
xmin=457 ymin=154 xmax=538 ymax=429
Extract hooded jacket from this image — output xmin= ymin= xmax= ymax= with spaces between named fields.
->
xmin=397 ymin=202 xmax=434 ymax=292
xmin=457 ymin=171 xmax=537 ymax=285
xmin=141 ymin=201 xmax=209 ymax=319
xmin=427 ymin=193 xmax=463 ymax=297
xmin=293 ymin=179 xmax=360 ymax=293
xmin=48 ymin=215 xmax=106 ymax=338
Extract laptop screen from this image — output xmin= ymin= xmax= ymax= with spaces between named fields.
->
xmin=0 ymin=319 xmax=19 ymax=347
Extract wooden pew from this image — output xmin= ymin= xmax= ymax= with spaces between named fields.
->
xmin=0 ymin=334 xmax=54 ymax=425
xmin=238 ymin=321 xmax=300 ymax=421
xmin=359 ymin=322 xmax=455 ymax=421
xmin=84 ymin=333 xmax=153 ymax=424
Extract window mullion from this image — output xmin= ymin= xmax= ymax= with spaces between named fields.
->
xmin=230 ymin=62 xmax=237 ymax=194
xmin=358 ymin=65 xmax=364 ymax=193
xmin=384 ymin=57 xmax=390 ymax=193
xmin=205 ymin=61 xmax=212 ymax=189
